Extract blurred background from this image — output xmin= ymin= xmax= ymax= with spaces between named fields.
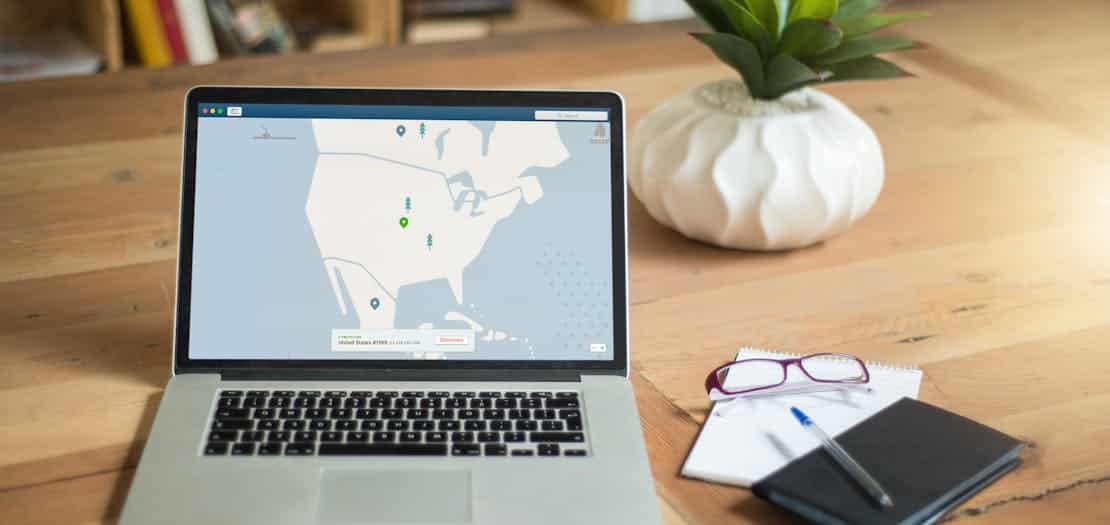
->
xmin=0 ymin=0 xmax=700 ymax=82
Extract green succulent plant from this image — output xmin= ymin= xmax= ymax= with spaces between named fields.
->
xmin=685 ymin=0 xmax=927 ymax=100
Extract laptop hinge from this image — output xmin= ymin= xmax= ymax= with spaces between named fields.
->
xmin=220 ymin=368 xmax=582 ymax=382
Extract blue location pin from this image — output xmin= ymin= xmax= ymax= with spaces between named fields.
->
xmin=370 ymin=298 xmax=381 ymax=310
xmin=395 ymin=125 xmax=406 ymax=137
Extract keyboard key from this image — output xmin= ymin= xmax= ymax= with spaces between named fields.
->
xmin=520 ymin=399 xmax=542 ymax=409
xmin=247 ymin=390 xmax=269 ymax=397
xmin=558 ymin=409 xmax=581 ymax=419
xmin=530 ymin=432 xmax=586 ymax=443
xmin=298 ymin=390 xmax=321 ymax=398
xmin=477 ymin=432 xmax=499 ymax=442
xmin=331 ymin=409 xmax=352 ymax=419
xmin=451 ymin=444 xmax=481 ymax=456
xmin=433 ymin=409 xmax=454 ymax=419
xmin=479 ymin=392 xmax=501 ymax=398
xmin=419 ymin=398 xmax=442 ymax=409
xmin=451 ymin=432 xmax=475 ymax=443
xmin=541 ymin=420 xmax=565 ymax=431
xmin=361 ymin=420 xmax=384 ymax=431
xmin=212 ymin=419 xmax=253 ymax=431
xmin=351 ymin=391 xmax=373 ymax=398
xmin=545 ymin=398 xmax=580 ymax=409
xmin=273 ymin=391 xmax=296 ymax=398
xmin=258 ymin=443 xmax=282 ymax=455
xmin=204 ymin=442 xmax=229 ymax=455
xmin=533 ymin=409 xmax=556 ymax=420
xmin=564 ymin=449 xmax=588 ymax=457
xmin=566 ymin=419 xmax=583 ymax=431
xmin=325 ymin=391 xmax=347 ymax=398
xmin=219 ymin=391 xmax=241 ymax=398
xmin=444 ymin=399 xmax=466 ymax=409
xmin=356 ymin=409 xmax=379 ymax=419
xmin=368 ymin=398 xmax=389 ymax=408
xmin=344 ymin=398 xmax=365 ymax=408
xmin=283 ymin=420 xmax=306 ymax=431
xmin=209 ymin=431 xmax=237 ymax=442
xmin=215 ymin=408 xmax=249 ymax=419
xmin=395 ymin=398 xmax=417 ymax=409
xmin=495 ymin=399 xmax=517 ymax=409
xmin=538 ymin=444 xmax=560 ymax=456
xmin=257 ymin=419 xmax=279 ymax=430
xmin=309 ymin=420 xmax=331 ymax=431
xmin=319 ymin=398 xmax=339 ymax=409
xmin=294 ymin=431 xmax=317 ymax=442
xmin=458 ymin=409 xmax=479 ymax=420
xmin=425 ymin=432 xmax=447 ymax=442
xmin=279 ymin=409 xmax=301 ymax=419
xmin=402 ymin=391 xmax=424 ymax=398
xmin=453 ymin=392 xmax=476 ymax=398
xmin=490 ymin=420 xmax=512 ymax=431
xmin=318 ymin=444 xmax=447 ymax=456
xmin=374 ymin=432 xmax=396 ymax=443
xmin=285 ymin=443 xmax=315 ymax=456
xmin=231 ymin=443 xmax=256 ymax=456
xmin=530 ymin=392 xmax=554 ymax=399
xmin=375 ymin=391 xmax=399 ymax=398
xmin=410 ymin=420 xmax=433 ymax=431
xmin=387 ymin=420 xmax=409 ymax=431
xmin=400 ymin=432 xmax=421 ymax=442
xmin=484 ymin=444 xmax=507 ymax=456
xmin=242 ymin=397 xmax=264 ymax=408
xmin=515 ymin=421 xmax=538 ymax=431
xmin=505 ymin=392 xmax=527 ymax=398
xmin=217 ymin=398 xmax=240 ymax=408
xmin=267 ymin=431 xmax=291 ymax=442
xmin=483 ymin=409 xmax=506 ymax=420
xmin=382 ymin=409 xmax=402 ymax=419
xmin=511 ymin=449 xmax=534 ymax=456
xmin=508 ymin=410 xmax=530 ymax=420
xmin=321 ymin=431 xmax=342 ymax=442
xmin=347 ymin=431 xmax=369 ymax=442
xmin=503 ymin=432 xmax=526 ymax=443
xmin=470 ymin=398 xmax=492 ymax=409
xmin=240 ymin=431 xmax=265 ymax=442
xmin=306 ymin=408 xmax=327 ymax=419
xmin=335 ymin=420 xmax=357 ymax=431
xmin=251 ymin=409 xmax=274 ymax=419
xmin=407 ymin=409 xmax=429 ymax=419
xmin=556 ymin=392 xmax=579 ymax=399
xmin=293 ymin=397 xmax=315 ymax=409
xmin=464 ymin=420 xmax=486 ymax=431
xmin=438 ymin=420 xmax=461 ymax=431
xmin=268 ymin=398 xmax=291 ymax=408
xmin=428 ymin=391 xmax=450 ymax=398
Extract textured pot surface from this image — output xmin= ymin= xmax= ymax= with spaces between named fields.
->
xmin=629 ymin=80 xmax=883 ymax=250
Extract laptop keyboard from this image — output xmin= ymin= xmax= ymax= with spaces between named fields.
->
xmin=203 ymin=390 xmax=590 ymax=458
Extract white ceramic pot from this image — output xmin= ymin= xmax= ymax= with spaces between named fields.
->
xmin=629 ymin=79 xmax=883 ymax=251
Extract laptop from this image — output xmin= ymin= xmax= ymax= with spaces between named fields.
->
xmin=119 ymin=87 xmax=661 ymax=525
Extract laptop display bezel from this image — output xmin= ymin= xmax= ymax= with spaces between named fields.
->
xmin=174 ymin=86 xmax=628 ymax=376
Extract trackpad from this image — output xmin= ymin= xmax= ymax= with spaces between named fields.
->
xmin=319 ymin=470 xmax=472 ymax=524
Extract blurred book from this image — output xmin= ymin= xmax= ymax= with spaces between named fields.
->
xmin=0 ymin=30 xmax=101 ymax=82
xmin=627 ymin=0 xmax=693 ymax=22
xmin=206 ymin=0 xmax=296 ymax=56
xmin=407 ymin=18 xmax=492 ymax=44
xmin=124 ymin=0 xmax=174 ymax=66
xmin=405 ymin=0 xmax=515 ymax=18
xmin=156 ymin=0 xmax=189 ymax=63
xmin=175 ymin=0 xmax=220 ymax=64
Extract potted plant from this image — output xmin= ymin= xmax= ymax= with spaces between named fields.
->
xmin=629 ymin=0 xmax=926 ymax=250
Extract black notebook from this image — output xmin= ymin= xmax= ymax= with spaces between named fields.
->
xmin=752 ymin=398 xmax=1024 ymax=525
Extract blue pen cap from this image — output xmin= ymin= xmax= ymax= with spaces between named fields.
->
xmin=790 ymin=406 xmax=812 ymax=426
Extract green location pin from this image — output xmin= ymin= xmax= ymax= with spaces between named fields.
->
xmin=399 ymin=217 xmax=409 ymax=229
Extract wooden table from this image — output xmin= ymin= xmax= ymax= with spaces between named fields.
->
xmin=3 ymin=0 xmax=1110 ymax=523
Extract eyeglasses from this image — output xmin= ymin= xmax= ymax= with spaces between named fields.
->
xmin=705 ymin=353 xmax=871 ymax=400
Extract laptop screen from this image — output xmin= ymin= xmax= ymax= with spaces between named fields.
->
xmin=188 ymin=102 xmax=616 ymax=362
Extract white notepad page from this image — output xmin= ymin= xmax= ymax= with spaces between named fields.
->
xmin=682 ymin=348 xmax=922 ymax=487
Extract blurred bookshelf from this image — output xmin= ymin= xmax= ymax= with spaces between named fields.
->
xmin=0 ymin=0 xmax=693 ymax=81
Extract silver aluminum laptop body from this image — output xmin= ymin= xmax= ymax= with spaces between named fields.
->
xmin=119 ymin=87 xmax=661 ymax=525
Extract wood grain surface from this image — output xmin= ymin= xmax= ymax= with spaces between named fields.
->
xmin=3 ymin=1 xmax=1110 ymax=523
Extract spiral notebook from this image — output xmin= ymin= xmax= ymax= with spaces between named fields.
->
xmin=682 ymin=348 xmax=922 ymax=487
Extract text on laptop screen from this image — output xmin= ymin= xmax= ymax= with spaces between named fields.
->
xmin=189 ymin=103 xmax=615 ymax=361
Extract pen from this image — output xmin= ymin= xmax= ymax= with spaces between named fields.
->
xmin=791 ymin=406 xmax=894 ymax=509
